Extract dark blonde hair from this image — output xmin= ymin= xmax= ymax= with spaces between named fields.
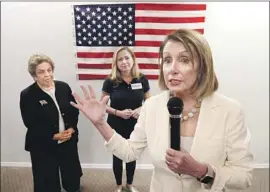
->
xmin=158 ymin=29 xmax=218 ymax=99
xmin=28 ymin=54 xmax=55 ymax=77
xmin=109 ymin=47 xmax=141 ymax=81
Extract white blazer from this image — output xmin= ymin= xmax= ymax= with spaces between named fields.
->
xmin=105 ymin=91 xmax=253 ymax=192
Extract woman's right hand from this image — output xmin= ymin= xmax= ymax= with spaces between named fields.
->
xmin=117 ymin=109 xmax=133 ymax=119
xmin=53 ymin=132 xmax=71 ymax=142
xmin=70 ymin=85 xmax=109 ymax=127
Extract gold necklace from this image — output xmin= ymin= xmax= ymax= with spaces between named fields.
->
xmin=181 ymin=100 xmax=201 ymax=122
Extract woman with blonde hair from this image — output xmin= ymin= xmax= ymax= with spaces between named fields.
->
xmin=101 ymin=47 xmax=150 ymax=192
xmin=71 ymin=30 xmax=253 ymax=192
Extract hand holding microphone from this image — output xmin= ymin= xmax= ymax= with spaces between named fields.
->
xmin=165 ymin=97 xmax=208 ymax=177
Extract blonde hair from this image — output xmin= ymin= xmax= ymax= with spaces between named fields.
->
xmin=158 ymin=29 xmax=218 ymax=99
xmin=28 ymin=54 xmax=55 ymax=77
xmin=109 ymin=47 xmax=141 ymax=81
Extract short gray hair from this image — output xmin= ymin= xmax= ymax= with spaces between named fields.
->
xmin=28 ymin=54 xmax=55 ymax=77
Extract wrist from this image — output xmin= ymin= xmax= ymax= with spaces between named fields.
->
xmin=93 ymin=120 xmax=107 ymax=130
xmin=195 ymin=163 xmax=208 ymax=179
xmin=196 ymin=163 xmax=215 ymax=185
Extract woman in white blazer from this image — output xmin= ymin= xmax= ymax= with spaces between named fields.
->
xmin=71 ymin=29 xmax=253 ymax=192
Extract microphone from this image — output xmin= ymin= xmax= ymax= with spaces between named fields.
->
xmin=167 ymin=97 xmax=184 ymax=151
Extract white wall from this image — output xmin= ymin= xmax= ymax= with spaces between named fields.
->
xmin=1 ymin=2 xmax=269 ymax=167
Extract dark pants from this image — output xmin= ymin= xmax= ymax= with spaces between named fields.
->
xmin=113 ymin=155 xmax=136 ymax=185
xmin=30 ymin=141 xmax=82 ymax=192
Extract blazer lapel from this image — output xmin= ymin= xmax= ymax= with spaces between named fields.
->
xmin=154 ymin=91 xmax=171 ymax=160
xmin=190 ymin=93 xmax=220 ymax=159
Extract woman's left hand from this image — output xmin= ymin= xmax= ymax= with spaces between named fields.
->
xmin=131 ymin=107 xmax=141 ymax=119
xmin=165 ymin=148 xmax=207 ymax=178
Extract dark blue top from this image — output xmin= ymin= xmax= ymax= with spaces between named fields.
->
xmin=102 ymin=74 xmax=150 ymax=138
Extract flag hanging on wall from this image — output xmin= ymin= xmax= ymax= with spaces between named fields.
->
xmin=72 ymin=3 xmax=206 ymax=80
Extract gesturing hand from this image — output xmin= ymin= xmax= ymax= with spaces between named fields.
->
xmin=70 ymin=85 xmax=110 ymax=126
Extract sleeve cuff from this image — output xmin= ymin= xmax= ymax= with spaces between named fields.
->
xmin=104 ymin=130 xmax=121 ymax=152
xmin=201 ymin=164 xmax=216 ymax=190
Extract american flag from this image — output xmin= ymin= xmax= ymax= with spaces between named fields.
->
xmin=73 ymin=3 xmax=206 ymax=80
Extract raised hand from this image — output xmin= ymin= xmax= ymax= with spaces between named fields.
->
xmin=70 ymin=85 xmax=109 ymax=126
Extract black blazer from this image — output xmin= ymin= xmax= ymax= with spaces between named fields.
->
xmin=19 ymin=80 xmax=79 ymax=152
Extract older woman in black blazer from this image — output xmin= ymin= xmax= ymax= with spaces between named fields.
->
xmin=19 ymin=54 xmax=82 ymax=192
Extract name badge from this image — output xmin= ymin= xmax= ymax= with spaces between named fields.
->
xmin=131 ymin=83 xmax=142 ymax=90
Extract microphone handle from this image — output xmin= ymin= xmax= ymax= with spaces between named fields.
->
xmin=170 ymin=117 xmax=181 ymax=151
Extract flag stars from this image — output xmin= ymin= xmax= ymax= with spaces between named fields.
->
xmin=74 ymin=5 xmax=135 ymax=46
